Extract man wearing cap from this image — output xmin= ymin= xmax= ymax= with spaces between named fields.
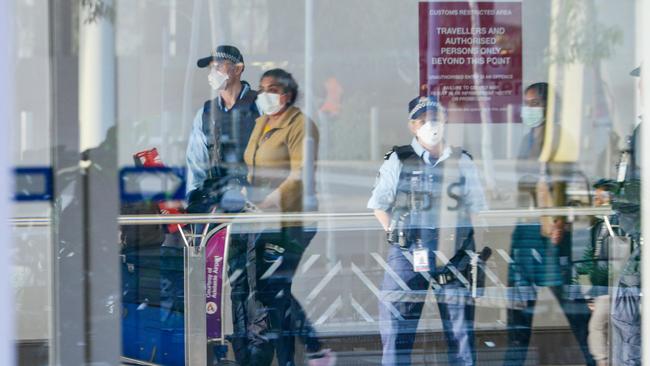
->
xmin=186 ymin=44 xmax=259 ymax=197
xmin=368 ymin=96 xmax=487 ymax=365
xmin=185 ymin=44 xmax=259 ymax=365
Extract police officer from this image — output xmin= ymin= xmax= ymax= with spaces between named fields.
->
xmin=185 ymin=44 xmax=259 ymax=365
xmin=368 ymin=96 xmax=487 ymax=365
xmin=611 ymin=64 xmax=643 ymax=366
xmin=186 ymin=44 xmax=259 ymax=203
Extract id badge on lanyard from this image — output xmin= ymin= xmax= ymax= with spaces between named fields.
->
xmin=413 ymin=240 xmax=430 ymax=272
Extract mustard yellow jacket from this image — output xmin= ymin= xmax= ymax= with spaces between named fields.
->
xmin=244 ymin=106 xmax=319 ymax=213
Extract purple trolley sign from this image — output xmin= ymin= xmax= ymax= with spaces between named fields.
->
xmin=204 ymin=225 xmax=230 ymax=341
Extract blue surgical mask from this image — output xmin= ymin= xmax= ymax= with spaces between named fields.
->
xmin=520 ymin=106 xmax=544 ymax=128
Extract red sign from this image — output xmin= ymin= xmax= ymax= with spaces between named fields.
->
xmin=419 ymin=1 xmax=522 ymax=123
xmin=133 ymin=147 xmax=186 ymax=233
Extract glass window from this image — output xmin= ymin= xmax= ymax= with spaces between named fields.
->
xmin=11 ymin=0 xmax=52 ymax=365
xmin=7 ymin=0 xmax=648 ymax=365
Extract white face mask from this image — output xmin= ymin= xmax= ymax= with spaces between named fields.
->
xmin=416 ymin=121 xmax=444 ymax=147
xmin=520 ymin=106 xmax=544 ymax=128
xmin=256 ymin=92 xmax=284 ymax=115
xmin=208 ymin=68 xmax=229 ymax=91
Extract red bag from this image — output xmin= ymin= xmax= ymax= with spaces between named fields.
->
xmin=134 ymin=148 xmax=186 ymax=233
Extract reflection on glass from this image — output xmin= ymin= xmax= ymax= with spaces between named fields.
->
xmin=609 ymin=65 xmax=642 ymax=366
xmin=504 ymin=83 xmax=594 ymax=365
xmin=368 ymin=96 xmax=487 ymax=365
xmin=241 ymin=68 xmax=332 ymax=365
xmin=9 ymin=1 xmax=646 ymax=365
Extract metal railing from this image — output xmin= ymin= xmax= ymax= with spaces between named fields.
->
xmin=10 ymin=206 xmax=614 ymax=227
xmin=11 ymin=205 xmax=616 ymax=366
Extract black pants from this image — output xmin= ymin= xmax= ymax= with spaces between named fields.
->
xmin=227 ymin=232 xmax=254 ymax=365
xmin=197 ymin=221 xmax=320 ymax=365
xmin=503 ymin=285 xmax=594 ymax=366
xmin=246 ymin=226 xmax=322 ymax=366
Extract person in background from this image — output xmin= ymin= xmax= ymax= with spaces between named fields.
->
xmin=575 ymin=179 xmax=621 ymax=366
xmin=610 ymin=64 xmax=643 ymax=366
xmin=503 ymin=83 xmax=594 ymax=366
xmin=243 ymin=68 xmax=334 ymax=366
xmin=368 ymin=95 xmax=487 ymax=365
xmin=185 ymin=44 xmax=259 ymax=365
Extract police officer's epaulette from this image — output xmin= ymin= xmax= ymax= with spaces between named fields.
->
xmin=383 ymin=147 xmax=396 ymax=160
xmin=384 ymin=145 xmax=417 ymax=160
xmin=395 ymin=145 xmax=417 ymax=160
xmin=450 ymin=146 xmax=473 ymax=160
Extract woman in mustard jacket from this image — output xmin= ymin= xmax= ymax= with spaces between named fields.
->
xmin=243 ymin=69 xmax=333 ymax=366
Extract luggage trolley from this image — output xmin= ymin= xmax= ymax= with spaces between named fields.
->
xmin=178 ymin=222 xmax=237 ymax=366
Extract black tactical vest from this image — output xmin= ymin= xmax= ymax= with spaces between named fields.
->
xmin=201 ymin=83 xmax=259 ymax=176
xmin=388 ymin=144 xmax=475 ymax=260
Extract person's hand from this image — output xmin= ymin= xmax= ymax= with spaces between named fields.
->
xmin=550 ymin=219 xmax=564 ymax=245
xmin=243 ymin=200 xmax=262 ymax=213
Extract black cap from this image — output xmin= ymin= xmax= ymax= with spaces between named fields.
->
xmin=197 ymin=45 xmax=244 ymax=68
xmin=630 ymin=64 xmax=641 ymax=77
xmin=408 ymin=96 xmax=443 ymax=120
xmin=593 ymin=178 xmax=618 ymax=191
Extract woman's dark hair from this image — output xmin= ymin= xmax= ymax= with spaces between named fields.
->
xmin=525 ymin=82 xmax=549 ymax=105
xmin=525 ymin=82 xmax=562 ymax=114
xmin=261 ymin=68 xmax=299 ymax=106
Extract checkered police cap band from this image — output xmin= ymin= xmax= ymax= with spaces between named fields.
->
xmin=198 ymin=45 xmax=244 ymax=68
xmin=213 ymin=51 xmax=242 ymax=64
xmin=409 ymin=99 xmax=442 ymax=120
